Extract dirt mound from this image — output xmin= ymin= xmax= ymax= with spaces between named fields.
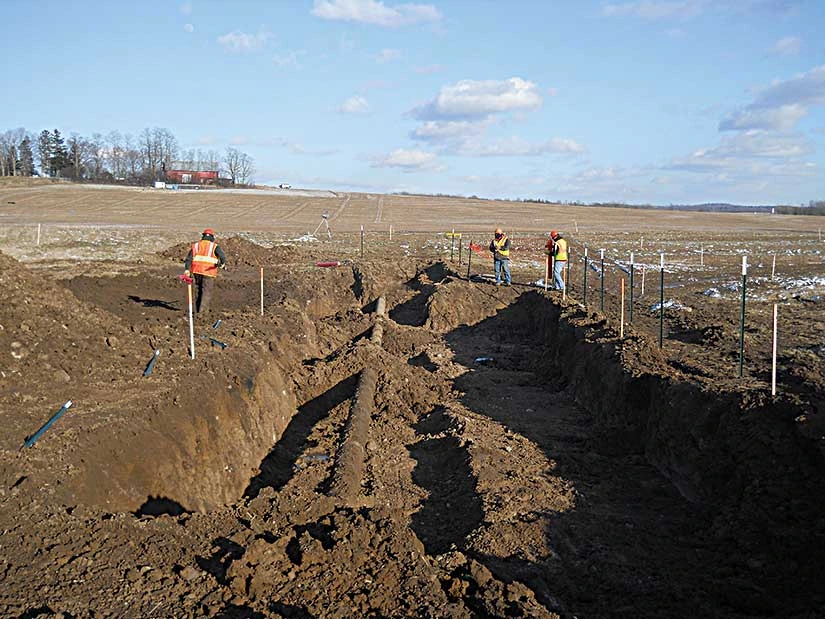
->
xmin=1 ymin=238 xmax=824 ymax=617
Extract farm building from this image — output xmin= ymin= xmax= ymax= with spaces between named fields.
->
xmin=165 ymin=160 xmax=219 ymax=185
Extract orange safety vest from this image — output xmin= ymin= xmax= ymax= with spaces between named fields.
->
xmin=191 ymin=240 xmax=220 ymax=277
xmin=554 ymin=237 xmax=568 ymax=261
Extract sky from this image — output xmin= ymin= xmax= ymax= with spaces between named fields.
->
xmin=3 ymin=0 xmax=825 ymax=205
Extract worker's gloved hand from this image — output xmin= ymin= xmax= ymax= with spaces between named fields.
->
xmin=220 ymin=264 xmax=227 ymax=271
xmin=184 ymin=269 xmax=190 ymax=276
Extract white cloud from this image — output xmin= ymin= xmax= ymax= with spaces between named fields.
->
xmin=714 ymin=130 xmax=812 ymax=158
xmin=180 ymin=2 xmax=192 ymax=16
xmin=601 ymin=1 xmax=702 ymax=20
xmin=183 ymin=23 xmax=194 ymax=33
xmin=768 ymin=36 xmax=801 ymax=56
xmin=720 ymin=104 xmax=807 ymax=131
xmin=339 ymin=95 xmax=370 ymax=114
xmin=412 ymin=77 xmax=542 ymax=119
xmin=217 ymin=30 xmax=272 ymax=53
xmin=372 ymin=148 xmax=437 ymax=168
xmin=406 ymin=78 xmax=584 ymax=159
xmin=410 ymin=119 xmax=493 ymax=142
xmin=312 ymin=0 xmax=442 ymax=27
xmin=377 ymin=48 xmax=401 ymax=63
xmin=752 ymin=64 xmax=825 ymax=108
xmin=720 ymin=65 xmax=825 ymax=131
xmin=666 ymin=132 xmax=815 ymax=178
xmin=459 ymin=136 xmax=585 ymax=157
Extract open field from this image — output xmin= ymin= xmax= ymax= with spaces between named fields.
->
xmin=0 ymin=182 xmax=824 ymax=617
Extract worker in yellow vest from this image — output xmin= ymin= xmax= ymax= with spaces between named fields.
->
xmin=489 ymin=227 xmax=511 ymax=286
xmin=550 ymin=230 xmax=567 ymax=291
xmin=183 ymin=228 xmax=227 ymax=312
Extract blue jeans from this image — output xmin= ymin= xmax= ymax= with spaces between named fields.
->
xmin=553 ymin=260 xmax=566 ymax=290
xmin=495 ymin=259 xmax=511 ymax=284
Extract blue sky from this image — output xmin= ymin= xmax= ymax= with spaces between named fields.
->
xmin=3 ymin=0 xmax=824 ymax=205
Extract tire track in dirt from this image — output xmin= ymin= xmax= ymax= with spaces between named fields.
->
xmin=374 ymin=196 xmax=383 ymax=224
xmin=328 ymin=194 xmax=350 ymax=222
xmin=279 ymin=201 xmax=310 ymax=221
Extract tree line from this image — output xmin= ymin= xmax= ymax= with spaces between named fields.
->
xmin=0 ymin=126 xmax=255 ymax=186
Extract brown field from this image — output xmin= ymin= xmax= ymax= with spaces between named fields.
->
xmin=1 ymin=180 xmax=824 ymax=618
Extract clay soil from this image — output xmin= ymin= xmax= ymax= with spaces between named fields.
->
xmin=1 ymin=182 xmax=824 ymax=618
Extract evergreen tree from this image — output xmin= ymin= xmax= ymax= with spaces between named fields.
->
xmin=18 ymin=137 xmax=34 ymax=176
xmin=37 ymin=130 xmax=51 ymax=176
xmin=49 ymin=129 xmax=67 ymax=176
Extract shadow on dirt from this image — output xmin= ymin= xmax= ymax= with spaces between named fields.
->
xmin=409 ymin=407 xmax=483 ymax=555
xmin=390 ymin=264 xmax=450 ymax=327
xmin=127 ymin=295 xmax=180 ymax=311
xmin=196 ymin=537 xmax=246 ymax=585
xmin=244 ymin=374 xmax=358 ymax=500
xmin=134 ymin=496 xmax=189 ymax=518
xmin=442 ymin=291 xmax=825 ymax=616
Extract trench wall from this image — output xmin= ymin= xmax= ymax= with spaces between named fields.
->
xmin=533 ymin=294 xmax=825 ymax=557
xmin=65 ymin=357 xmax=296 ymax=513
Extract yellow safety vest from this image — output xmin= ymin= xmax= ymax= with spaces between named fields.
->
xmin=554 ymin=238 xmax=568 ymax=261
xmin=493 ymin=236 xmax=510 ymax=258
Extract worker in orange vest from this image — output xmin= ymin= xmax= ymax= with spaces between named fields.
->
xmin=183 ymin=228 xmax=227 ymax=312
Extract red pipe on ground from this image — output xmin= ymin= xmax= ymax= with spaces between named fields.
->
xmin=315 ymin=261 xmax=341 ymax=267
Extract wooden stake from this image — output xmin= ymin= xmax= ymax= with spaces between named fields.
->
xmin=188 ymin=283 xmax=195 ymax=360
xmin=36 ymin=223 xmax=41 ymax=245
xmin=658 ymin=253 xmax=664 ymax=349
xmin=771 ymin=303 xmax=778 ymax=396
xmin=739 ymin=256 xmax=747 ymax=378
xmin=771 ymin=253 xmax=776 ymax=279
xmin=450 ymin=228 xmax=455 ymax=262
xmin=641 ymin=265 xmax=646 ymax=297
xmin=700 ymin=244 xmax=704 ymax=266
xmin=629 ymin=252 xmax=634 ymax=323
xmin=389 ymin=224 xmax=393 ymax=240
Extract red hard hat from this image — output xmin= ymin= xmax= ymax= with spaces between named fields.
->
xmin=203 ymin=228 xmax=214 ymax=236
xmin=550 ymin=230 xmax=558 ymax=238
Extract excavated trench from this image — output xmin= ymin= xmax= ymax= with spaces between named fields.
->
xmin=29 ymin=253 xmax=825 ymax=614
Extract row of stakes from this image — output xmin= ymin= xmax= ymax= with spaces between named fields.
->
xmin=21 ymin=229 xmax=795 ymax=449
xmin=455 ymin=234 xmax=780 ymax=395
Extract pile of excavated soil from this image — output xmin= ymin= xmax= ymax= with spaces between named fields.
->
xmin=1 ymin=237 xmax=824 ymax=618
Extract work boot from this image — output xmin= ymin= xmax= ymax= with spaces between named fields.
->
xmin=504 ymin=282 xmax=511 ymax=287
xmin=495 ymin=281 xmax=501 ymax=286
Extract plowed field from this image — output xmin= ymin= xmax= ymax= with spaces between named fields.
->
xmin=1 ymin=182 xmax=823 ymax=618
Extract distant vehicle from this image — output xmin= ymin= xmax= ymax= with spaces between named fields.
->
xmin=279 ymin=183 xmax=291 ymax=189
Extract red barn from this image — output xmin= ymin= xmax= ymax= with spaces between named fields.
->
xmin=166 ymin=160 xmax=219 ymax=185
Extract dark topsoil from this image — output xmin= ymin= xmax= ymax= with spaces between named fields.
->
xmin=1 ymin=236 xmax=824 ymax=618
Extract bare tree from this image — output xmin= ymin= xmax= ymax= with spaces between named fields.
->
xmin=224 ymin=146 xmax=241 ymax=184
xmin=239 ymin=152 xmax=255 ymax=185
xmin=67 ymin=133 xmax=95 ymax=180
xmin=88 ymin=133 xmax=106 ymax=179
xmin=0 ymin=128 xmax=26 ymax=176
